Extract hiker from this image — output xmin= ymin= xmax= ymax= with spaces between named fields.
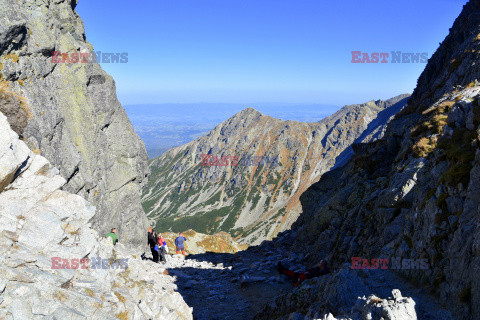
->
xmin=175 ymin=232 xmax=187 ymax=255
xmin=147 ymin=227 xmax=159 ymax=263
xmin=277 ymin=260 xmax=330 ymax=286
xmin=158 ymin=233 xmax=167 ymax=263
xmin=106 ymin=228 xmax=118 ymax=246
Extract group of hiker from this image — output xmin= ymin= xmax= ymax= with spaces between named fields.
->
xmin=147 ymin=228 xmax=188 ymax=264
xmin=105 ymin=227 xmax=188 ymax=264
xmin=105 ymin=228 xmax=330 ymax=286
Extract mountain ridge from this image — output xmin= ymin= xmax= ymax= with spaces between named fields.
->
xmin=142 ymin=94 xmax=409 ymax=245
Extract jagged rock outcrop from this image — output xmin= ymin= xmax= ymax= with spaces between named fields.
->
xmin=143 ymin=95 xmax=409 ymax=245
xmin=0 ymin=110 xmax=192 ymax=319
xmin=268 ymin=1 xmax=480 ymax=319
xmin=255 ymin=267 xmax=418 ymax=320
xmin=0 ymin=0 xmax=149 ymax=247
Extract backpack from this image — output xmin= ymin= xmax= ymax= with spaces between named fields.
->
xmin=154 ymin=232 xmax=160 ymax=251
xmin=105 ymin=236 xmax=114 ymax=246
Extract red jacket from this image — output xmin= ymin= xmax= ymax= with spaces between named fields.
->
xmin=158 ymin=237 xmax=166 ymax=246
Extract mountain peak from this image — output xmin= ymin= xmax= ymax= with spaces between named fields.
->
xmin=143 ymin=94 xmax=408 ymax=245
xmin=233 ymin=107 xmax=264 ymax=118
xmin=218 ymin=107 xmax=267 ymax=130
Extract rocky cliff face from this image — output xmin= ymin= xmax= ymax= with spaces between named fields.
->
xmin=0 ymin=109 xmax=192 ymax=319
xmin=265 ymin=1 xmax=480 ymax=319
xmin=143 ymin=96 xmax=408 ymax=245
xmin=0 ymin=0 xmax=149 ymax=247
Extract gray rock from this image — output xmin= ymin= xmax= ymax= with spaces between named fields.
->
xmin=255 ymin=267 xmax=417 ymax=320
xmin=0 ymin=0 xmax=149 ymax=248
xmin=0 ymin=87 xmax=28 ymax=137
xmin=0 ymin=111 xmax=193 ymax=320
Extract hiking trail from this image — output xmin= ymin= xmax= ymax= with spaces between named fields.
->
xmin=144 ymin=246 xmax=454 ymax=320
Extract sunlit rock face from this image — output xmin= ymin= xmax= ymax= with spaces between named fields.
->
xmin=0 ymin=0 xmax=149 ymax=248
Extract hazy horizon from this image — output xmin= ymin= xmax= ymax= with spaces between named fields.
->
xmin=124 ymin=102 xmax=339 ymax=158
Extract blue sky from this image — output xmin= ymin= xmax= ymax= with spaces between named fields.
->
xmin=77 ymin=0 xmax=467 ymax=107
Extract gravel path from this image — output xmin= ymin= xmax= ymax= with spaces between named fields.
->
xmin=155 ymin=249 xmax=293 ymax=320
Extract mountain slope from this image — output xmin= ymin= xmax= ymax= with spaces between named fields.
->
xmin=0 ymin=0 xmax=149 ymax=247
xmin=259 ymin=1 xmax=480 ymax=318
xmin=143 ymin=95 xmax=409 ymax=244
